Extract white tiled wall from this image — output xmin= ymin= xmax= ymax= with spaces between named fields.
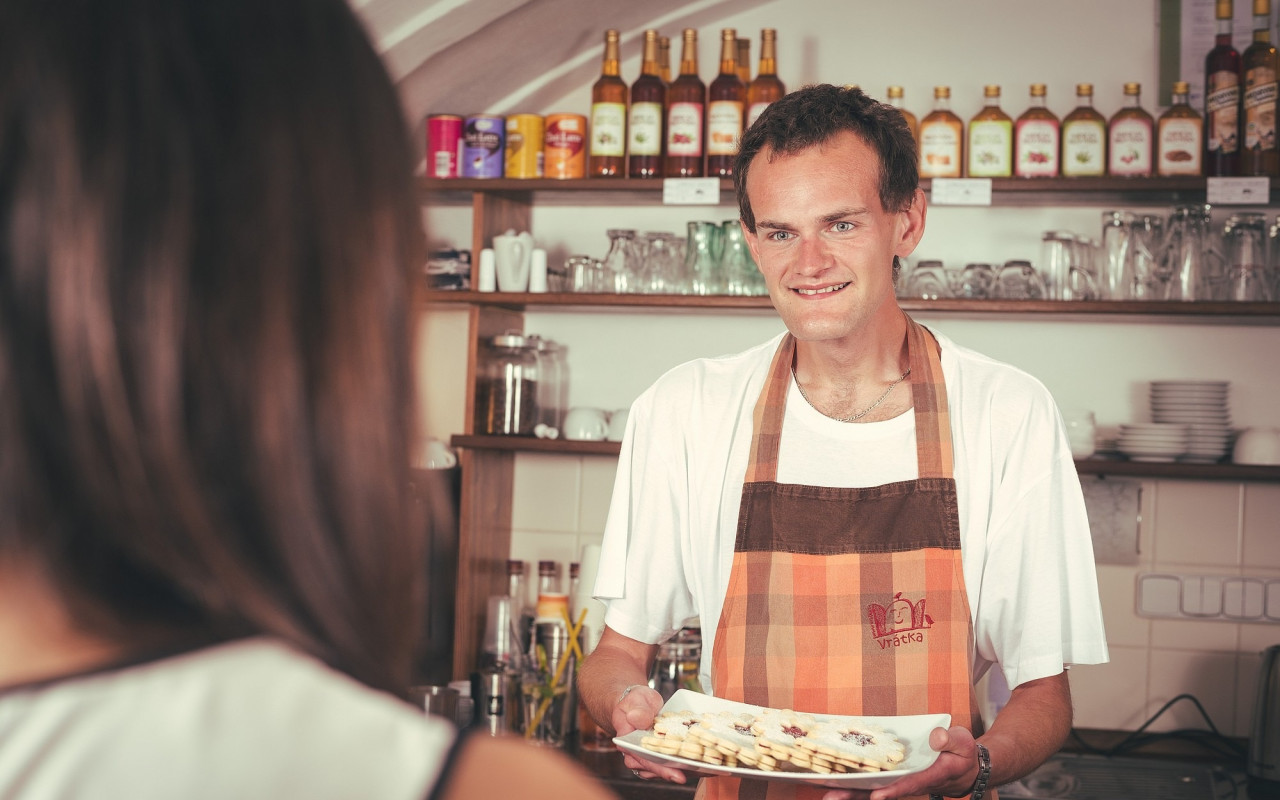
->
xmin=1067 ymin=480 xmax=1280 ymax=737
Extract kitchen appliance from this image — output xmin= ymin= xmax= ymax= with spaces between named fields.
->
xmin=1249 ymin=644 xmax=1280 ymax=798
xmin=999 ymin=753 xmax=1239 ymax=800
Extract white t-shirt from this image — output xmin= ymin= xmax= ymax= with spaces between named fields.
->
xmin=0 ymin=638 xmax=456 ymax=799
xmin=595 ymin=327 xmax=1109 ymax=694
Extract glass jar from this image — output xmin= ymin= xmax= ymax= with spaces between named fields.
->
xmin=527 ymin=334 xmax=567 ymax=431
xmin=476 ymin=331 xmax=540 ymax=435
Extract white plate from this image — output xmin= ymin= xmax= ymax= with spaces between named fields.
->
xmin=613 ymin=690 xmax=950 ymax=789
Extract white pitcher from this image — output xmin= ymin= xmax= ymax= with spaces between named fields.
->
xmin=493 ymin=229 xmax=534 ymax=292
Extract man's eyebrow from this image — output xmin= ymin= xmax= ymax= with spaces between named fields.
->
xmin=819 ymin=207 xmax=869 ymax=224
xmin=754 ymin=219 xmax=795 ymax=231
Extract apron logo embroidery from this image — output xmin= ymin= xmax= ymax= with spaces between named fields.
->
xmin=868 ymin=592 xmax=934 ymax=649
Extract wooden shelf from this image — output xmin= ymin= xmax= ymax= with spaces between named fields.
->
xmin=449 ymin=436 xmax=1280 ymax=482
xmin=1075 ymin=457 xmax=1280 ymax=481
xmin=422 ymin=290 xmax=1280 ymax=323
xmin=451 ymin=434 xmax=621 ymax=456
xmin=419 ymin=175 xmax=1277 ymax=207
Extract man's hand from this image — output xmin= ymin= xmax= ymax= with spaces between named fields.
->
xmin=821 ymin=725 xmax=979 ymax=800
xmin=613 ymin=684 xmax=701 ymax=783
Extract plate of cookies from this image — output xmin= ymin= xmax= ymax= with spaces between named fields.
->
xmin=614 ymin=689 xmax=950 ymax=789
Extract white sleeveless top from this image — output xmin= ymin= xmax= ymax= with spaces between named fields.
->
xmin=0 ymin=637 xmax=457 ymax=799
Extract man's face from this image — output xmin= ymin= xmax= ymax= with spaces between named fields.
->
xmin=742 ymin=131 xmax=925 ymax=346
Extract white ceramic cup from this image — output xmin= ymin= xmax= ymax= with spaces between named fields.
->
xmin=413 ymin=437 xmax=457 ymax=469
xmin=493 ymin=230 xmax=533 ymax=292
xmin=1061 ymin=409 xmax=1097 ymax=459
xmin=1233 ymin=427 xmax=1280 ymax=465
xmin=607 ymin=408 xmax=629 ymax=442
xmin=563 ymin=407 xmax=608 ymax=441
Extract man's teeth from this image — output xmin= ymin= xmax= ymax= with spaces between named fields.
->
xmin=796 ymin=283 xmax=849 ymax=295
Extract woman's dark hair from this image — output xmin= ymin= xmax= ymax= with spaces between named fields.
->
xmin=734 ymin=83 xmax=920 ymax=232
xmin=0 ymin=0 xmax=426 ymax=694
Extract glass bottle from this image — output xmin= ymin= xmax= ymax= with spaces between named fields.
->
xmin=919 ymin=86 xmax=964 ymax=178
xmin=588 ymin=29 xmax=627 ymax=177
xmin=1014 ymin=83 xmax=1060 ymax=178
xmin=568 ymin=562 xmax=581 ymax=616
xmin=526 ymin=334 xmax=566 ymax=431
xmin=534 ymin=560 xmax=566 ymax=624
xmin=736 ymin=38 xmax=751 ymax=84
xmin=1241 ymin=0 xmax=1278 ymax=176
xmin=476 ymin=332 xmax=539 ymax=435
xmin=665 ymin=28 xmax=706 ymax=177
xmin=628 ymin=29 xmax=665 ymax=178
xmin=507 ymin=559 xmax=531 ymax=653
xmin=1108 ymin=82 xmax=1155 ymax=177
xmin=1205 ymin=0 xmax=1242 ymax=176
xmin=747 ymin=29 xmax=785 ymax=127
xmin=707 ymin=28 xmax=745 ymax=177
xmin=886 ymin=85 xmax=918 ymax=141
xmin=968 ymin=85 xmax=1013 ymax=178
xmin=658 ymin=36 xmax=671 ymax=84
xmin=1158 ymin=81 xmax=1204 ymax=176
xmin=1061 ymin=83 xmax=1107 ymax=177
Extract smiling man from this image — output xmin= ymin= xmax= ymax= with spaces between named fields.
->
xmin=578 ymin=85 xmax=1109 ymax=800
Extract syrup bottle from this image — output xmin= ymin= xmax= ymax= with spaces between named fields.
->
xmin=1061 ymin=83 xmax=1107 ymax=177
xmin=747 ymin=29 xmax=785 ymax=128
xmin=587 ymin=29 xmax=627 ymax=177
xmin=706 ymin=28 xmax=745 ymax=177
xmin=628 ymin=29 xmax=665 ymax=178
xmin=1205 ymin=0 xmax=1242 ymax=176
xmin=665 ymin=28 xmax=706 ymax=177
xmin=967 ymin=85 xmax=1013 ymax=178
xmin=1108 ymin=82 xmax=1154 ymax=177
xmin=1241 ymin=0 xmax=1278 ymax=176
xmin=918 ymin=86 xmax=963 ymax=178
xmin=1014 ymin=83 xmax=1060 ymax=178
xmin=1158 ymin=81 xmax=1204 ymax=176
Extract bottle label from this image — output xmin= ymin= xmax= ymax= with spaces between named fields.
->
xmin=1244 ymin=70 xmax=1277 ymax=151
xmin=667 ymin=102 xmax=704 ymax=156
xmin=747 ymin=101 xmax=771 ymax=128
xmin=707 ymin=100 xmax=744 ymax=155
xmin=628 ymin=101 xmax=663 ymax=156
xmin=1061 ymin=119 xmax=1106 ymax=176
xmin=1108 ymin=117 xmax=1153 ymax=176
xmin=589 ymin=102 xmax=626 ymax=157
xmin=918 ymin=120 xmax=962 ymax=177
xmin=1014 ymin=118 xmax=1060 ymax=177
xmin=1158 ymin=117 xmax=1203 ymax=175
xmin=1206 ymin=71 xmax=1241 ymax=154
xmin=967 ymin=119 xmax=1013 ymax=177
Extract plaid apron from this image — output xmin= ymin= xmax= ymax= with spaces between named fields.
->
xmin=703 ymin=317 xmax=982 ymax=800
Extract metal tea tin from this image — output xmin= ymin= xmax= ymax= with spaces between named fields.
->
xmin=461 ymin=114 xmax=505 ymax=178
xmin=504 ymin=114 xmax=545 ymax=179
xmin=544 ymin=113 xmax=587 ymax=179
xmin=426 ymin=114 xmax=463 ymax=178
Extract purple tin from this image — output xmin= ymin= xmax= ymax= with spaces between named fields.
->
xmin=461 ymin=114 xmax=505 ymax=178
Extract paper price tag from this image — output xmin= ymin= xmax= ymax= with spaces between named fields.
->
xmin=1206 ymin=176 xmax=1270 ymax=205
xmin=929 ymin=178 xmax=992 ymax=206
xmin=662 ymin=177 xmax=722 ymax=205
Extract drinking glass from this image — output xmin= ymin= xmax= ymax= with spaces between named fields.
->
xmin=1040 ymin=231 xmax=1076 ymax=299
xmin=686 ymin=221 xmax=724 ymax=295
xmin=904 ymin=260 xmax=949 ymax=299
xmin=1100 ymin=210 xmax=1136 ymax=300
xmin=720 ymin=220 xmax=764 ymax=295
xmin=993 ymin=260 xmax=1047 ymax=299
xmin=1162 ymin=204 xmax=1218 ymax=301
xmin=601 ymin=229 xmax=639 ymax=293
xmin=1126 ymin=214 xmax=1165 ymax=300
xmin=1224 ymin=212 xmax=1272 ymax=301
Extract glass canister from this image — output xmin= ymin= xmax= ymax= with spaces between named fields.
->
xmin=527 ymin=335 xmax=567 ymax=431
xmin=476 ymin=331 xmax=540 ymax=435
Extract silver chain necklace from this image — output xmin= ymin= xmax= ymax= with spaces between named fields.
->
xmin=791 ymin=365 xmax=911 ymax=423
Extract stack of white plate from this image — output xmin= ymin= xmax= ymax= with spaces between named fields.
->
xmin=1149 ymin=380 xmax=1232 ymax=464
xmin=1117 ymin=423 xmax=1191 ymax=462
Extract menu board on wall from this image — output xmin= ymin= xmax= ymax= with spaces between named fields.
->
xmin=1160 ymin=0 xmax=1276 ymax=108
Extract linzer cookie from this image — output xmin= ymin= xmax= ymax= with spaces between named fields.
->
xmin=750 ymin=709 xmax=820 ymax=770
xmin=795 ymin=719 xmax=907 ymax=772
xmin=685 ymin=712 xmax=778 ymax=771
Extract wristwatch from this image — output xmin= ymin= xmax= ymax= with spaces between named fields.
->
xmin=928 ymin=742 xmax=990 ymax=800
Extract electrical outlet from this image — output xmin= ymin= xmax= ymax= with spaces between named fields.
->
xmin=1137 ymin=572 xmax=1280 ymax=624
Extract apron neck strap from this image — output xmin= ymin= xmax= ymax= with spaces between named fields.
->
xmin=745 ymin=316 xmax=953 ymax=483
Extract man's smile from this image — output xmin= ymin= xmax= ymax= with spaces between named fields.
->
xmin=794 ymin=282 xmax=851 ymax=296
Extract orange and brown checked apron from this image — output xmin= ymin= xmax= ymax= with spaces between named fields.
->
xmin=704 ymin=317 xmax=985 ymax=800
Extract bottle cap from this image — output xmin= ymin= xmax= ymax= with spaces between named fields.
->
xmin=1123 ymin=82 xmax=1141 ymax=95
xmin=1030 ymin=83 xmax=1047 ymax=97
xmin=934 ymin=86 xmax=951 ymax=98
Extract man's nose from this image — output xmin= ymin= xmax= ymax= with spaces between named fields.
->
xmin=795 ymin=235 xmax=834 ymax=273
